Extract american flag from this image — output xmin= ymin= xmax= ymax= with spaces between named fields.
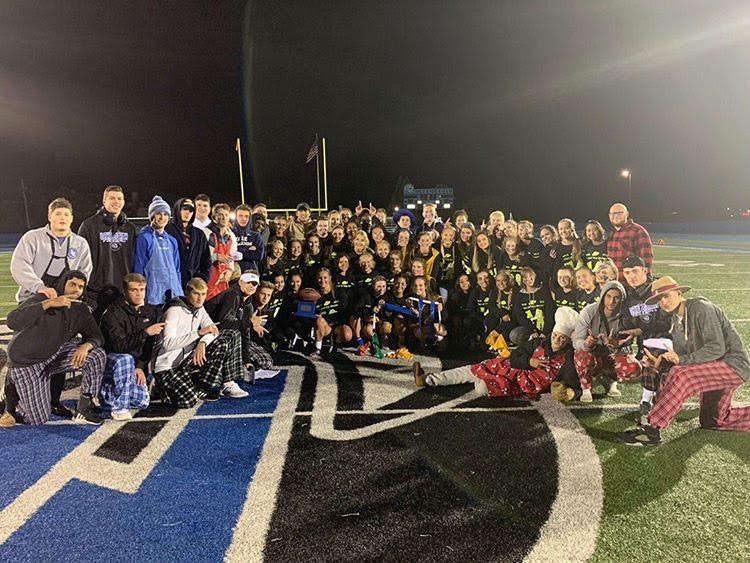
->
xmin=306 ymin=138 xmax=319 ymax=163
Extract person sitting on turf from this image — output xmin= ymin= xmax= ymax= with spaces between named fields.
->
xmin=311 ymin=268 xmax=353 ymax=356
xmin=414 ymin=306 xmax=579 ymax=399
xmin=510 ymin=267 xmax=555 ymax=345
xmin=484 ymin=270 xmax=517 ymax=350
xmin=99 ymin=273 xmax=164 ymax=420
xmin=406 ymin=275 xmax=447 ymax=350
xmin=152 ymin=277 xmax=247 ymax=407
xmin=249 ymin=280 xmax=287 ymax=357
xmin=204 ymin=270 xmax=277 ymax=379
xmin=352 ymin=275 xmax=388 ymax=356
xmin=380 ymin=273 xmax=410 ymax=352
xmin=618 ymin=276 xmax=750 ymax=446
xmin=1 ymin=270 xmax=105 ymax=427
xmin=464 ymin=270 xmax=492 ymax=350
xmin=571 ymin=280 xmax=641 ymax=402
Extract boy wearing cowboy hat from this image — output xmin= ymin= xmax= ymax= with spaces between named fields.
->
xmin=618 ymin=276 xmax=750 ymax=446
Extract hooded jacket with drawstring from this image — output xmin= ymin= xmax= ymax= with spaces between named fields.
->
xmin=152 ymin=296 xmax=217 ymax=373
xmin=573 ymin=280 xmax=628 ymax=352
xmin=6 ymin=270 xmax=103 ymax=367
xmin=165 ymin=198 xmax=212 ymax=287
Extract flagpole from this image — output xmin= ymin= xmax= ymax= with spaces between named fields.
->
xmin=235 ymin=137 xmax=245 ymax=205
xmin=315 ymin=134 xmax=321 ymax=212
xmin=322 ymin=136 xmax=328 ymax=211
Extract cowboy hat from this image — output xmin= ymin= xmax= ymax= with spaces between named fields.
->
xmin=644 ymin=275 xmax=691 ymax=305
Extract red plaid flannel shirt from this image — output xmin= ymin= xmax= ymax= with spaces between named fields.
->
xmin=607 ymin=219 xmax=653 ymax=279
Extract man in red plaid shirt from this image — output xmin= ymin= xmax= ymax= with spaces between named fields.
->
xmin=606 ymin=203 xmax=653 ymax=282
xmin=618 ymin=276 xmax=750 ymax=446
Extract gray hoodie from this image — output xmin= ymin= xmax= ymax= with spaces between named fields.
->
xmin=10 ymin=226 xmax=93 ymax=302
xmin=573 ymin=280 xmax=628 ymax=352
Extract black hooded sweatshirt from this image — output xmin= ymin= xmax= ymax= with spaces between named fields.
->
xmin=165 ymin=198 xmax=212 ymax=287
xmin=7 ymin=270 xmax=103 ymax=367
xmin=100 ymin=294 xmax=161 ymax=371
xmin=77 ymin=208 xmax=136 ymax=294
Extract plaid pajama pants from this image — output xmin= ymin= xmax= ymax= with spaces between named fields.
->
xmin=574 ymin=349 xmax=641 ymax=391
xmin=154 ymin=329 xmax=244 ymax=408
xmin=99 ymin=354 xmax=150 ymax=415
xmin=649 ymin=361 xmax=750 ymax=431
xmin=242 ymin=331 xmax=273 ymax=370
xmin=9 ymin=339 xmax=106 ymax=425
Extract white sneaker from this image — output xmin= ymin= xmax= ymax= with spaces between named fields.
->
xmin=580 ymin=388 xmax=593 ymax=403
xmin=254 ymin=369 xmax=281 ymax=380
xmin=606 ymin=381 xmax=622 ymax=398
xmin=111 ymin=410 xmax=133 ymax=421
xmin=222 ymin=381 xmax=249 ymax=398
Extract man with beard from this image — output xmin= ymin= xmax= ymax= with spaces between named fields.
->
xmin=618 ymin=276 xmax=750 ymax=446
xmin=1 ymin=270 xmax=105 ymax=427
xmin=77 ymin=185 xmax=136 ymax=317
xmin=606 ymin=203 xmax=653 ymax=282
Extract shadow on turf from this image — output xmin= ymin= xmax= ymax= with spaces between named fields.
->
xmin=582 ymin=407 xmax=750 ymax=514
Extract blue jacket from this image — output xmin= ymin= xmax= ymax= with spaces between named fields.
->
xmin=133 ymin=225 xmax=183 ymax=305
xmin=232 ymin=223 xmax=265 ymax=271
xmin=166 ymin=198 xmax=212 ymax=287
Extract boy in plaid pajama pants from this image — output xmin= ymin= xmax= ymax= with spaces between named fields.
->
xmin=619 ymin=276 xmax=750 ymax=446
xmin=152 ymin=278 xmax=249 ymax=408
xmin=1 ymin=271 xmax=105 ymax=427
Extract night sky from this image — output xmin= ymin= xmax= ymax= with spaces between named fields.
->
xmin=2 ymin=1 xmax=750 ymax=230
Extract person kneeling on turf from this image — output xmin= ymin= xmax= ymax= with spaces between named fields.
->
xmin=99 ymin=273 xmax=164 ymax=420
xmin=413 ymin=306 xmax=579 ymax=399
xmin=618 ymin=276 xmax=750 ymax=446
xmin=1 ymin=270 xmax=105 ymax=427
xmin=151 ymin=277 xmax=248 ymax=407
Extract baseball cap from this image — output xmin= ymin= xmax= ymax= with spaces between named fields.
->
xmin=622 ymin=255 xmax=646 ymax=269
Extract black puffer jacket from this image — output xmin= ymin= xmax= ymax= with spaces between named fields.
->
xmin=100 ymin=294 xmax=161 ymax=371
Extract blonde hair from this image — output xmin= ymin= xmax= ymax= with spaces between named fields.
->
xmin=186 ymin=277 xmax=208 ymax=293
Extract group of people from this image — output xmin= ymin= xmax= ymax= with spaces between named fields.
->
xmin=1 ymin=186 xmax=748 ymax=447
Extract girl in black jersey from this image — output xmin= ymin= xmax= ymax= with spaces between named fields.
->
xmin=575 ymin=266 xmax=600 ymax=310
xmin=582 ymin=220 xmax=609 ymax=271
xmin=311 ymin=268 xmax=353 ymax=356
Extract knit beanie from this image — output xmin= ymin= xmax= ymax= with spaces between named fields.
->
xmin=148 ymin=195 xmax=171 ymax=219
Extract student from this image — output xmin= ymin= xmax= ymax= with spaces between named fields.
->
xmin=165 ymin=198 xmax=212 ymax=288
xmin=204 ymin=271 xmax=275 ymax=378
xmin=414 ymin=307 xmax=579 ymax=399
xmin=486 ymin=270 xmax=517 ymax=344
xmin=311 ymin=268 xmax=353 ymax=356
xmin=416 ymin=203 xmax=443 ymax=235
xmin=538 ymin=224 xmax=558 ymax=285
xmin=333 ymin=254 xmax=355 ymax=300
xmin=409 ymin=258 xmax=437 ymax=294
xmin=518 ymin=220 xmax=545 ymax=273
xmin=471 ymin=232 xmax=497 ymax=277
xmin=233 ymin=204 xmax=265 ymax=272
xmin=271 ymin=216 xmax=289 ymax=248
xmin=354 ymin=252 xmax=378 ymax=291
xmin=619 ymin=276 xmax=750 ymax=446
xmin=435 ymin=225 xmax=457 ymax=299
xmin=411 ymin=231 xmax=441 ymax=280
xmin=250 ymin=280 xmax=286 ymax=358
xmin=452 ymin=209 xmax=469 ymax=230
xmin=1 ymin=270 xmax=104 ymax=427
xmin=392 ymin=208 xmax=417 ymax=235
xmin=393 ymin=229 xmax=413 ymax=266
xmin=152 ymin=278 xmax=247 ymax=407
xmin=302 ymin=234 xmax=325 ymax=287
xmin=581 ymin=220 xmax=609 ymax=272
xmin=133 ymin=196 xmax=183 ymax=306
xmin=406 ymin=275 xmax=447 ymax=349
xmin=314 ymin=217 xmax=332 ymax=250
xmin=510 ymin=267 xmax=555 ymax=345
xmin=192 ymin=194 xmax=212 ymax=230
xmin=99 ymin=273 xmax=162 ymax=420
xmin=456 ymin=223 xmax=476 ymax=276
xmin=327 ymin=225 xmax=349 ymax=263
xmin=551 ymin=218 xmax=582 ymax=280
xmin=374 ymin=240 xmax=392 ymax=275
xmin=261 ymin=239 xmax=286 ymax=281
xmin=496 ymin=236 xmax=529 ymax=287
xmin=204 ymin=203 xmax=240 ymax=301
xmin=464 ymin=270 xmax=492 ymax=348
xmin=572 ymin=281 xmax=641 ymax=402
xmin=77 ymin=185 xmax=136 ymax=316
xmin=553 ymin=266 xmax=578 ymax=309
xmin=287 ymin=202 xmax=315 ymax=241
xmin=575 ymin=266 xmax=600 ymax=310
xmin=352 ymin=276 xmax=388 ymax=356
xmin=594 ymin=259 xmax=619 ymax=291
xmin=251 ymin=203 xmax=272 ymax=245
xmin=11 ymin=197 xmax=92 ymax=303
xmin=386 ymin=250 xmax=406 ymax=287
xmin=285 ymin=239 xmax=304 ymax=275
xmin=350 ymin=230 xmax=371 ymax=265
xmin=381 ymin=274 xmax=410 ymax=351
xmin=446 ymin=273 xmax=473 ymax=344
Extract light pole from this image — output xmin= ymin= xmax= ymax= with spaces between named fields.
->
xmin=620 ymin=169 xmax=632 ymax=208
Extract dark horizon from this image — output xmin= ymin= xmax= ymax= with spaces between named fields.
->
xmin=2 ymin=1 xmax=750 ymax=231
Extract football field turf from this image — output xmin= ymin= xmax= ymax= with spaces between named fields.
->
xmin=0 ymin=245 xmax=748 ymax=562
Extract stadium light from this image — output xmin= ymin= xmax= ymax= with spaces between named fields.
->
xmin=620 ymin=169 xmax=632 ymax=208
xmin=443 ymin=203 xmax=451 ymax=209
xmin=406 ymin=203 xmax=416 ymax=209
xmin=417 ymin=200 xmax=423 ymax=205
xmin=620 ymin=169 xmax=631 ymax=178
xmin=394 ymin=206 xmax=399 ymax=211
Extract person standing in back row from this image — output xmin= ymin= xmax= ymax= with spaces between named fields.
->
xmin=606 ymin=203 xmax=653 ymax=283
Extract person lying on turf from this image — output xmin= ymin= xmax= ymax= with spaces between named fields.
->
xmin=413 ymin=306 xmax=579 ymax=399
xmin=99 ymin=273 xmax=163 ymax=420
xmin=1 ymin=270 xmax=105 ymax=427
xmin=618 ymin=276 xmax=750 ymax=446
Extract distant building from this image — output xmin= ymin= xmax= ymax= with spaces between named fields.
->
xmin=401 ymin=183 xmax=454 ymax=211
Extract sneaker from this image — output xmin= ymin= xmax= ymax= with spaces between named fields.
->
xmin=51 ymin=403 xmax=74 ymax=418
xmin=617 ymin=425 xmax=661 ymax=447
xmin=605 ymin=380 xmax=622 ymax=398
xmin=550 ymin=382 xmax=575 ymax=402
xmin=221 ymin=381 xmax=250 ymax=399
xmin=356 ymin=342 xmax=372 ymax=356
xmin=413 ymin=361 xmax=426 ymax=388
xmin=111 ymin=410 xmax=133 ymax=421
xmin=0 ymin=411 xmax=16 ymax=428
xmin=255 ymin=369 xmax=281 ymax=380
xmin=73 ymin=409 xmax=103 ymax=425
xmin=639 ymin=401 xmax=652 ymax=427
xmin=196 ymin=389 xmax=221 ymax=402
xmin=580 ymin=388 xmax=593 ymax=403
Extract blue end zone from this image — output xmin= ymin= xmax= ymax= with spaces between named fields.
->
xmin=0 ymin=371 xmax=288 ymax=561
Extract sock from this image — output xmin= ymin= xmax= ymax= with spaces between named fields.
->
xmin=641 ymin=389 xmax=655 ymax=404
xmin=315 ymin=340 xmax=322 ymax=351
xmin=356 ymin=337 xmax=364 ymax=346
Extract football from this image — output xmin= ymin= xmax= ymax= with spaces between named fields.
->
xmin=298 ymin=288 xmax=322 ymax=302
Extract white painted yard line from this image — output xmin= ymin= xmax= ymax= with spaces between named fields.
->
xmin=693 ymin=288 xmax=750 ymax=291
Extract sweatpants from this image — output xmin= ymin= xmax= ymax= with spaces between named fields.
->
xmin=426 ymin=365 xmax=489 ymax=396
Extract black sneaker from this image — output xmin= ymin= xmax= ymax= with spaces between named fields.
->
xmin=196 ymin=389 xmax=220 ymax=402
xmin=73 ymin=409 xmax=104 ymax=425
xmin=51 ymin=403 xmax=74 ymax=418
xmin=638 ymin=401 xmax=652 ymax=427
xmin=617 ymin=425 xmax=661 ymax=447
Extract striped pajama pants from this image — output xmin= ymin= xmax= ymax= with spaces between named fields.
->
xmin=649 ymin=361 xmax=750 ymax=432
xmin=99 ymin=354 xmax=150 ymax=415
xmin=9 ymin=339 xmax=106 ymax=425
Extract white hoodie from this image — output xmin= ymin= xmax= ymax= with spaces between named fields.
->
xmin=152 ymin=299 xmax=218 ymax=373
